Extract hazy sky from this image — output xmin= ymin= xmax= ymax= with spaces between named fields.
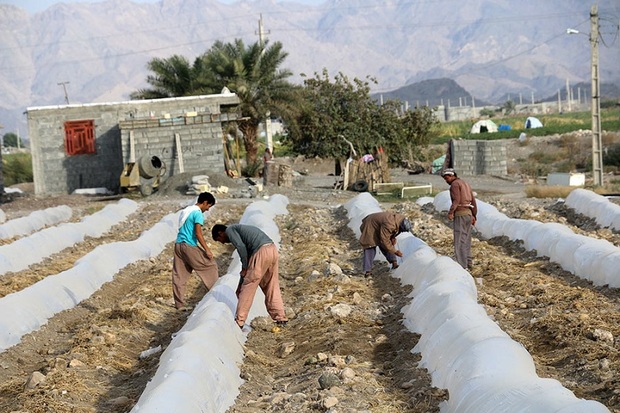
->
xmin=1 ymin=0 xmax=325 ymax=14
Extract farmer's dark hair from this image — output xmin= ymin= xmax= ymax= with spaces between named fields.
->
xmin=198 ymin=192 xmax=216 ymax=205
xmin=211 ymin=224 xmax=227 ymax=239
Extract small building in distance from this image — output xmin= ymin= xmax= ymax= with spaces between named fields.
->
xmin=26 ymin=92 xmax=240 ymax=195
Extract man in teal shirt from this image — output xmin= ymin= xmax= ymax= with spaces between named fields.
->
xmin=172 ymin=192 xmax=218 ymax=310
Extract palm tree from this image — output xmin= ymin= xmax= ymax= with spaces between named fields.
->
xmin=130 ymin=55 xmax=214 ymax=99
xmin=132 ymin=40 xmax=300 ymax=165
xmin=198 ymin=39 xmax=300 ymax=164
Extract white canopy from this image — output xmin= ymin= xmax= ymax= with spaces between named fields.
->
xmin=470 ymin=119 xmax=498 ymax=134
xmin=525 ymin=117 xmax=543 ymax=128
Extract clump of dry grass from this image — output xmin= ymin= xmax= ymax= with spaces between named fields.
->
xmin=526 ymin=182 xmax=620 ymax=198
xmin=525 ymin=185 xmax=575 ymax=198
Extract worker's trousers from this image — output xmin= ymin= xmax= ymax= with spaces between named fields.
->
xmin=453 ymin=214 xmax=473 ymax=269
xmin=235 ymin=243 xmax=287 ymax=327
xmin=172 ymin=243 xmax=218 ymax=309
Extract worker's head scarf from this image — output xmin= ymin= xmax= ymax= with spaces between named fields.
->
xmin=399 ymin=218 xmax=412 ymax=233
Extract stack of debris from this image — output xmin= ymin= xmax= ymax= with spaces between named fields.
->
xmin=185 ymin=175 xmax=229 ymax=196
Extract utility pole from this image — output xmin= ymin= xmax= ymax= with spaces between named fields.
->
xmin=590 ymin=4 xmax=603 ymax=186
xmin=57 ymin=81 xmax=70 ymax=104
xmin=256 ymin=14 xmax=270 ymax=50
xmin=566 ymin=78 xmax=572 ymax=112
xmin=256 ymin=14 xmax=272 ymax=150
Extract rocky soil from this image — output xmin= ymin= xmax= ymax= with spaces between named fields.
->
xmin=0 ymin=139 xmax=618 ymax=413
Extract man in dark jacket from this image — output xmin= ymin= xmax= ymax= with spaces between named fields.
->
xmin=442 ymin=168 xmax=478 ymax=269
xmin=359 ymin=211 xmax=411 ymax=277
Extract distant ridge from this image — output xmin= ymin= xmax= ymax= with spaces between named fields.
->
xmin=373 ymin=78 xmax=492 ymax=108
xmin=382 ymin=79 xmax=620 ymax=108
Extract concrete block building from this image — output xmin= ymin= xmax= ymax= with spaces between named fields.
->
xmin=27 ymin=93 xmax=240 ymax=195
xmin=451 ymin=139 xmax=507 ymax=176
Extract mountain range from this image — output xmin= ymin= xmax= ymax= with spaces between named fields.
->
xmin=1 ymin=0 xmax=619 ymax=138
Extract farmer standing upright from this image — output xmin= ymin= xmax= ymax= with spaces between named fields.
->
xmin=442 ymin=168 xmax=477 ymax=269
xmin=172 ymin=192 xmax=218 ymax=310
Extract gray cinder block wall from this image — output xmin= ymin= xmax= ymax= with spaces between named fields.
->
xmin=27 ymin=93 xmax=239 ymax=195
xmin=451 ymin=139 xmax=507 ymax=176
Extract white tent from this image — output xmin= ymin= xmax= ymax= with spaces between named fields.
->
xmin=470 ymin=119 xmax=498 ymax=134
xmin=525 ymin=117 xmax=543 ymax=128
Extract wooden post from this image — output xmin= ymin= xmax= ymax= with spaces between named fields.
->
xmin=175 ymin=133 xmax=185 ymax=173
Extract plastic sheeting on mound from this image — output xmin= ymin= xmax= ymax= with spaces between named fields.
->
xmin=345 ymin=193 xmax=610 ymax=413
xmin=0 ymin=200 xmax=173 ymax=353
xmin=434 ymin=190 xmax=620 ymax=288
xmin=0 ymin=199 xmax=139 ymax=276
xmin=130 ymin=195 xmax=289 ymax=413
xmin=566 ymin=188 xmax=620 ymax=232
xmin=0 ymin=205 xmax=73 ymax=239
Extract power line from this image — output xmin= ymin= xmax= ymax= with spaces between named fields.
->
xmin=0 ymin=30 xmax=256 ymax=73
xmin=0 ymin=2 xmax=615 ymax=90
xmin=0 ymin=10 xmax=590 ymax=74
xmin=0 ymin=12 xmax=259 ymax=53
xmin=0 ymin=7 xmax=586 ymax=54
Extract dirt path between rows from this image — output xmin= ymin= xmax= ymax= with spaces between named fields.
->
xmin=0 ymin=177 xmax=618 ymax=412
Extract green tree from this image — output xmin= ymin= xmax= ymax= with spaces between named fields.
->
xmin=130 ymin=55 xmax=212 ymax=99
xmin=398 ymin=105 xmax=440 ymax=164
xmin=2 ymin=132 xmax=22 ymax=148
xmin=288 ymin=70 xmax=380 ymax=159
xmin=287 ymin=69 xmax=439 ymax=166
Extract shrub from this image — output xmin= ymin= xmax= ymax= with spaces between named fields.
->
xmin=479 ymin=108 xmax=496 ymax=118
xmin=525 ymin=185 xmax=574 ymax=198
xmin=559 ymin=133 xmax=590 ymax=170
xmin=519 ymin=161 xmax=552 ymax=178
xmin=242 ymin=160 xmax=262 ymax=178
xmin=603 ymin=142 xmax=620 ymax=168
xmin=2 ymin=153 xmax=33 ymax=186
xmin=528 ymin=151 xmax=563 ymax=164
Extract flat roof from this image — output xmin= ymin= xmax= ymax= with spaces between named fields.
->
xmin=26 ymin=92 xmax=239 ymax=112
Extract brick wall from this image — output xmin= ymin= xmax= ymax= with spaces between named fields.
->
xmin=27 ymin=94 xmax=239 ymax=195
xmin=451 ymin=139 xmax=507 ymax=176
